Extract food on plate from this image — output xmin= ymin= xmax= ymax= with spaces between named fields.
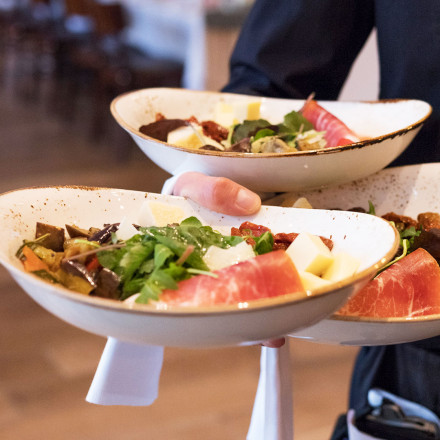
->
xmin=138 ymin=97 xmax=360 ymax=154
xmin=300 ymin=97 xmax=360 ymax=147
xmin=159 ymin=250 xmax=304 ymax=307
xmin=337 ymin=248 xmax=440 ymax=318
xmin=265 ymin=193 xmax=440 ymax=318
xmin=15 ymin=205 xmax=361 ymax=307
xmin=335 ymin=208 xmax=440 ymax=318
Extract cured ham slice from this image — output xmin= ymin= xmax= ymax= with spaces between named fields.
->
xmin=336 ymin=248 xmax=440 ymax=318
xmin=160 ymin=250 xmax=304 ymax=307
xmin=301 ymin=99 xmax=360 ymax=148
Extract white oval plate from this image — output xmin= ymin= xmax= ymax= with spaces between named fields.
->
xmin=287 ymin=163 xmax=440 ymax=345
xmin=0 ymin=186 xmax=398 ymax=348
xmin=111 ymin=88 xmax=431 ymax=192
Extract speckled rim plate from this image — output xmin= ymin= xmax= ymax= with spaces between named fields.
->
xmin=287 ymin=162 xmax=440 ymax=346
xmin=110 ymin=88 xmax=432 ymax=192
xmin=111 ymin=88 xmax=432 ymax=157
xmin=0 ymin=186 xmax=398 ymax=347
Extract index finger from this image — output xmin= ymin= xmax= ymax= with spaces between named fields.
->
xmin=173 ymin=172 xmax=261 ymax=216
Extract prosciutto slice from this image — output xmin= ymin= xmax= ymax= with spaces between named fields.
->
xmin=337 ymin=248 xmax=440 ymax=318
xmin=160 ymin=250 xmax=304 ymax=307
xmin=301 ymin=99 xmax=360 ymax=148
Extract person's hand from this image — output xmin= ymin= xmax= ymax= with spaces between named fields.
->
xmin=173 ymin=171 xmax=285 ymax=348
xmin=172 ymin=171 xmax=261 ymax=216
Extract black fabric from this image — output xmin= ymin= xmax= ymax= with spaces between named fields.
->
xmin=221 ymin=1 xmax=440 ymax=438
xmin=223 ymin=0 xmax=440 ymax=166
xmin=329 ymin=414 xmax=349 ymax=440
xmin=350 ymin=342 xmax=440 ymax=418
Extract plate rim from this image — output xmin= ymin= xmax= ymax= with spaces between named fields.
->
xmin=0 ymin=185 xmax=400 ymax=318
xmin=110 ymin=88 xmax=432 ymax=159
xmin=298 ymin=162 xmax=440 ymax=327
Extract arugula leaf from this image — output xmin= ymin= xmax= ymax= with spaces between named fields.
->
xmin=97 ymin=247 xmax=125 ymax=271
xmin=399 ymin=225 xmax=422 ymax=250
xmin=163 ymin=262 xmax=190 ymax=281
xmin=119 ymin=242 xmax=155 ymax=281
xmin=223 ymin=235 xmax=244 ymax=247
xmin=137 ymin=280 xmax=163 ymax=303
xmin=254 ymin=128 xmax=275 ymax=141
xmin=282 ymin=110 xmax=313 ymax=133
xmin=121 ymin=278 xmax=145 ymax=299
xmin=231 ymin=119 xmax=271 ymax=144
xmin=136 ymin=268 xmax=179 ymax=303
xmin=377 ymin=239 xmax=410 ymax=275
xmin=253 ymin=231 xmax=274 ymax=255
xmin=143 ymin=227 xmax=209 ymax=270
xmin=367 ymin=200 xmax=376 ymax=216
xmin=154 ymin=243 xmax=175 ymax=268
xmin=179 ymin=216 xmax=203 ymax=228
xmin=139 ymin=258 xmax=155 ymax=275
xmin=150 ymin=268 xmax=179 ymax=290
xmin=187 ymin=268 xmax=219 ymax=277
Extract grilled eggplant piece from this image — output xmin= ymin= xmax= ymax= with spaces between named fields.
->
xmin=35 ymin=222 xmax=65 ymax=252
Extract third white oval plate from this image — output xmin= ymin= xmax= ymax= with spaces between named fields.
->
xmin=286 ymin=163 xmax=440 ymax=345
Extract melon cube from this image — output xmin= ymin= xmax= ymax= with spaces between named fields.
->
xmin=299 ymin=271 xmax=332 ymax=291
xmin=322 ymin=252 xmax=360 ymax=282
xmin=286 ymin=232 xmax=334 ymax=276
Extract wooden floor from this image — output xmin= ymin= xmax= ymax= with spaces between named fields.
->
xmin=0 ymin=41 xmax=359 ymax=440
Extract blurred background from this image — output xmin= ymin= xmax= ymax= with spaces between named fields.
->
xmin=0 ymin=1 xmax=378 ymax=438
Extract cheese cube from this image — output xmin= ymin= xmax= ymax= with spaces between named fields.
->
xmin=292 ymin=197 xmax=314 ymax=209
xmin=286 ymin=232 xmax=334 ymax=276
xmin=299 ymin=271 xmax=332 ymax=291
xmin=214 ymin=103 xmax=236 ymax=127
xmin=203 ymin=241 xmax=255 ymax=271
xmin=115 ymin=216 xmax=139 ymax=241
xmin=246 ymin=101 xmax=261 ymax=120
xmin=167 ymin=125 xmax=204 ymax=149
xmin=322 ymin=251 xmax=360 ymax=282
xmin=167 ymin=124 xmax=224 ymax=150
xmin=214 ymin=101 xmax=261 ymax=127
xmin=138 ymin=201 xmax=186 ymax=227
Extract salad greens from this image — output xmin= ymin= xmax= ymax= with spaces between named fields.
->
xmin=96 ymin=216 xmax=244 ymax=303
xmin=17 ymin=215 xmax=284 ymax=304
xmin=230 ymin=110 xmax=324 ymax=153
xmin=95 ymin=217 xmax=273 ymax=303
xmin=366 ymin=201 xmax=422 ymax=274
xmin=139 ymin=108 xmax=327 ymax=153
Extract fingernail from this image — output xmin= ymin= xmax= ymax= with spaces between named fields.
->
xmin=235 ymin=189 xmax=260 ymax=213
